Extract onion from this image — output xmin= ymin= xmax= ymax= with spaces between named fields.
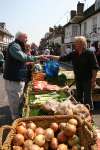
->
xmin=68 ymin=135 xmax=80 ymax=146
xmin=24 ymin=140 xmax=33 ymax=149
xmin=16 ymin=125 xmax=27 ymax=135
xmin=71 ymin=144 xmax=81 ymax=150
xmin=40 ymin=147 xmax=45 ymax=150
xmin=57 ymin=144 xmax=68 ymax=150
xmin=27 ymin=122 xmax=36 ymax=130
xmin=45 ymin=128 xmax=54 ymax=141
xmin=59 ymin=123 xmax=66 ymax=130
xmin=13 ymin=134 xmax=24 ymax=146
xmin=57 ymin=131 xmax=67 ymax=143
xmin=34 ymin=134 xmax=45 ymax=147
xmin=44 ymin=142 xmax=49 ymax=150
xmin=68 ymin=119 xmax=78 ymax=126
xmin=64 ymin=123 xmax=76 ymax=137
xmin=26 ymin=128 xmax=35 ymax=140
xmin=35 ymin=127 xmax=45 ymax=135
xmin=31 ymin=144 xmax=40 ymax=150
xmin=13 ymin=146 xmax=22 ymax=150
xmin=50 ymin=137 xmax=58 ymax=149
xmin=50 ymin=122 xmax=59 ymax=132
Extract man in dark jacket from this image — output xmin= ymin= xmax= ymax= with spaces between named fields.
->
xmin=3 ymin=32 xmax=45 ymax=120
xmin=50 ymin=36 xmax=99 ymax=111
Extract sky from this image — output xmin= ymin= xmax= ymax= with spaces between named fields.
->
xmin=0 ymin=0 xmax=95 ymax=45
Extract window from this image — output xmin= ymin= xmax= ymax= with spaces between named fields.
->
xmin=84 ymin=22 xmax=87 ymax=35
xmin=72 ymin=25 xmax=78 ymax=36
xmin=95 ymin=0 xmax=100 ymax=10
xmin=92 ymin=16 xmax=97 ymax=33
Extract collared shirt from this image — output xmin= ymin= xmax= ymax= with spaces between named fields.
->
xmin=59 ymin=50 xmax=99 ymax=81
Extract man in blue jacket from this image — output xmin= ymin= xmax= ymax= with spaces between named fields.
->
xmin=3 ymin=32 xmax=45 ymax=120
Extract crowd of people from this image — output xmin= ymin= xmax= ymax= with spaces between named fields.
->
xmin=1 ymin=31 xmax=100 ymax=121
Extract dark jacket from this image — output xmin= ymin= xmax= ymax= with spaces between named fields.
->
xmin=3 ymin=40 xmax=27 ymax=81
xmin=59 ymin=50 xmax=99 ymax=81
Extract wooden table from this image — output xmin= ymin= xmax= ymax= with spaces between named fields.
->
xmin=60 ymin=69 xmax=100 ymax=80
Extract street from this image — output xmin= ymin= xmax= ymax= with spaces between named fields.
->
xmin=0 ymin=73 xmax=100 ymax=127
xmin=0 ymin=74 xmax=12 ymax=125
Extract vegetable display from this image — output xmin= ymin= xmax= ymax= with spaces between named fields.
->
xmin=12 ymin=118 xmax=84 ymax=150
xmin=29 ymin=91 xmax=70 ymax=106
xmin=33 ymin=81 xmax=60 ymax=94
xmin=24 ymin=85 xmax=91 ymax=123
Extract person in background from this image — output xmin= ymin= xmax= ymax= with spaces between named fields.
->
xmin=25 ymin=44 xmax=32 ymax=55
xmin=44 ymin=47 xmax=50 ymax=55
xmin=25 ymin=44 xmax=33 ymax=84
xmin=49 ymin=36 xmax=99 ymax=112
xmin=60 ymin=44 xmax=65 ymax=56
xmin=65 ymin=45 xmax=72 ymax=55
xmin=31 ymin=43 xmax=38 ymax=56
xmin=96 ymin=44 xmax=100 ymax=66
xmin=89 ymin=43 xmax=96 ymax=52
xmin=3 ymin=32 xmax=46 ymax=120
xmin=0 ymin=51 xmax=4 ymax=73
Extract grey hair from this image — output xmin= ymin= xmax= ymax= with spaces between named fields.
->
xmin=15 ymin=32 xmax=24 ymax=39
xmin=74 ymin=36 xmax=87 ymax=48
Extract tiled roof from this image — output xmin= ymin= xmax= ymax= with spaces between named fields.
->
xmin=79 ymin=4 xmax=100 ymax=22
xmin=64 ymin=3 xmax=100 ymax=27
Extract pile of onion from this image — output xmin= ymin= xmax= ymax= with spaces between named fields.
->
xmin=12 ymin=118 xmax=81 ymax=150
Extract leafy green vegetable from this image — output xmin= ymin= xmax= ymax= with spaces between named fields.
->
xmin=29 ymin=108 xmax=40 ymax=116
xmin=58 ymin=73 xmax=67 ymax=86
xmin=46 ymin=73 xmax=68 ymax=86
xmin=29 ymin=90 xmax=70 ymax=105
xmin=29 ymin=108 xmax=48 ymax=116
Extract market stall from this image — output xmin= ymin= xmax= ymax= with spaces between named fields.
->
xmin=0 ymin=115 xmax=97 ymax=150
xmin=0 ymin=63 xmax=99 ymax=150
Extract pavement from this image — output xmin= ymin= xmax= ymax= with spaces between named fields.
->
xmin=0 ymin=73 xmax=100 ymax=128
xmin=0 ymin=74 xmax=12 ymax=126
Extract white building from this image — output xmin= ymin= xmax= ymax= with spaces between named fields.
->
xmin=64 ymin=22 xmax=80 ymax=49
xmin=64 ymin=0 xmax=100 ymax=49
xmin=64 ymin=2 xmax=84 ymax=49
xmin=48 ymin=26 xmax=64 ymax=46
xmin=80 ymin=1 xmax=100 ymax=47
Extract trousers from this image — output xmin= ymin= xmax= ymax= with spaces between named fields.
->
xmin=4 ymin=79 xmax=25 ymax=120
xmin=76 ymin=80 xmax=94 ymax=110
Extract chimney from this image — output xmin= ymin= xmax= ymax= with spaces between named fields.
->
xmin=0 ymin=22 xmax=6 ymax=29
xmin=77 ymin=1 xmax=84 ymax=15
xmin=70 ymin=10 xmax=76 ymax=19
xmin=49 ymin=27 xmax=53 ymax=32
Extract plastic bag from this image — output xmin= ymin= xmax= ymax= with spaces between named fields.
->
xmin=44 ymin=60 xmax=60 ymax=77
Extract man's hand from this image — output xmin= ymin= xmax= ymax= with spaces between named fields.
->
xmin=39 ymin=55 xmax=49 ymax=61
xmin=46 ymin=55 xmax=60 ymax=60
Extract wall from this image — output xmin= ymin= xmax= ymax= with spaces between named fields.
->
xmin=81 ymin=12 xmax=100 ymax=43
xmin=64 ymin=24 xmax=80 ymax=44
xmin=53 ymin=36 xmax=62 ymax=45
